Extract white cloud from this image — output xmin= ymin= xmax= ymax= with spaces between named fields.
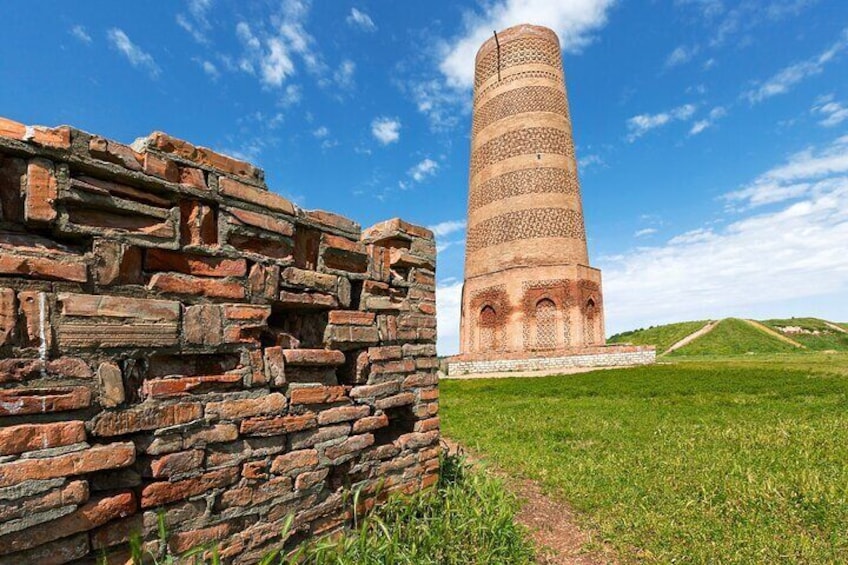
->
xmin=812 ymin=94 xmax=848 ymax=127
xmin=409 ymin=158 xmax=439 ymax=182
xmin=312 ymin=126 xmax=329 ymax=138
xmin=626 ymin=104 xmax=696 ymax=141
xmin=371 ymin=117 xmax=401 ymax=145
xmin=634 ymin=228 xmax=658 ymax=238
xmin=235 ymin=0 xmax=323 ymax=89
xmin=436 ymin=280 xmax=464 ymax=356
xmin=579 ymin=153 xmax=605 ymax=171
xmin=745 ymin=28 xmax=848 ymax=104
xmin=200 ymin=60 xmax=219 ymax=79
xmin=106 ymin=29 xmax=161 ymax=79
xmin=70 ymin=25 xmax=92 ymax=44
xmin=404 ymin=78 xmax=465 ymax=132
xmin=347 ymin=8 xmax=376 ymax=32
xmin=689 ymin=106 xmax=727 ymax=135
xmin=665 ymin=44 xmax=698 ymax=68
xmin=177 ymin=0 xmax=213 ymax=44
xmin=439 ymin=0 xmax=616 ymax=89
xmin=428 ymin=220 xmax=467 ymax=238
xmin=601 ymin=134 xmax=848 ymax=335
xmin=333 ymin=59 xmax=355 ymax=89
xmin=724 ymin=134 xmax=848 ymax=208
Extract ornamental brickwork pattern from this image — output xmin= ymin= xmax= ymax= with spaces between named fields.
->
xmin=472 ymin=85 xmax=569 ymax=135
xmin=465 ymin=208 xmax=586 ymax=253
xmin=468 ymin=167 xmax=579 ymax=212
xmin=474 ymin=35 xmax=563 ymax=87
xmin=469 ymin=126 xmax=575 ymax=177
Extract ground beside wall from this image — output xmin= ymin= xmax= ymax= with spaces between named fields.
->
xmin=0 ymin=117 xmax=439 ymax=563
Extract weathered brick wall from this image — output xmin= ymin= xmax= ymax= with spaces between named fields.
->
xmin=0 ymin=117 xmax=439 ymax=563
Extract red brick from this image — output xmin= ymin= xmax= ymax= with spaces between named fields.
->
xmin=218 ymin=475 xmax=292 ymax=508
xmin=0 ymin=479 xmax=88 ymax=523
xmin=352 ymin=413 xmax=389 ymax=434
xmin=180 ymin=200 xmax=217 ymax=246
xmin=321 ymin=233 xmax=368 ymax=273
xmin=147 ymin=131 xmax=262 ymax=181
xmin=282 ymin=349 xmax=346 ymax=366
xmin=350 ymin=381 xmax=399 ymax=400
xmin=60 ymin=292 xmax=179 ymax=320
xmin=372 ymin=359 xmax=416 ymax=375
xmin=368 ymin=346 xmax=403 ymax=361
xmin=0 ymin=117 xmax=26 ymax=140
xmin=141 ymin=467 xmax=238 ymax=508
xmin=90 ymin=514 xmax=144 ymax=550
xmin=16 ymin=290 xmax=52 ymax=350
xmin=402 ymin=373 xmax=439 ymax=389
xmin=149 ymin=449 xmax=204 ymax=479
xmin=278 ymin=290 xmax=338 ymax=309
xmin=91 ymin=402 xmax=202 ymax=437
xmin=264 ymin=346 xmax=285 ymax=386
xmin=248 ymin=263 xmax=280 ymax=300
xmin=323 ymin=434 xmax=374 ymax=462
xmin=218 ymin=176 xmax=294 ymax=215
xmin=289 ymin=385 xmax=348 ymax=405
xmin=0 ymin=386 xmax=91 ymax=416
xmin=0 ymin=251 xmax=88 ymax=282
xmin=148 ymin=272 xmax=245 ymax=299
xmin=183 ymin=303 xmax=223 ymax=346
xmin=225 ymin=206 xmax=294 ymax=236
xmin=418 ymin=387 xmax=439 ymax=401
xmin=328 ymin=310 xmax=375 ymax=326
xmin=270 ymin=449 xmax=318 ymax=474
xmin=0 ymin=442 xmax=135 ymax=487
xmin=169 ymin=522 xmax=234 ymax=554
xmin=3 ymin=533 xmax=90 ymax=564
xmin=306 ymin=209 xmax=359 ymax=234
xmin=205 ymin=393 xmax=287 ymax=420
xmin=295 ymin=468 xmax=329 ymax=490
xmin=318 ymin=405 xmax=370 ymax=425
xmin=93 ymin=240 xmax=143 ymax=286
xmin=179 ymin=166 xmax=208 ymax=190
xmin=375 ymin=392 xmax=415 ymax=410
xmin=145 ymin=248 xmax=247 ymax=277
xmin=142 ymin=373 xmax=243 ymax=398
xmin=0 ymin=287 xmax=14 ymax=345
xmin=418 ymin=302 xmax=436 ymax=315
xmin=415 ymin=416 xmax=440 ymax=433
xmin=89 ymin=136 xmax=143 ymax=170
xmin=0 ymin=421 xmax=86 ymax=456
xmin=240 ymin=413 xmax=317 ymax=437
xmin=0 ymin=491 xmax=136 ymax=555
xmin=143 ymin=151 xmax=179 ymax=182
xmin=70 ymin=175 xmax=170 ymax=206
xmin=0 ymin=357 xmax=92 ymax=384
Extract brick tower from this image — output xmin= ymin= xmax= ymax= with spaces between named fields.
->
xmin=459 ymin=24 xmax=605 ymax=355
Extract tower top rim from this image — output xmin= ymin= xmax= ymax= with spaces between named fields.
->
xmin=475 ymin=24 xmax=560 ymax=63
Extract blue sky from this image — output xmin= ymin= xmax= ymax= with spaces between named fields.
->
xmin=2 ymin=0 xmax=847 ymax=355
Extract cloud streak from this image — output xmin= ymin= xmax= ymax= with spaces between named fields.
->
xmin=107 ymin=29 xmax=161 ymax=78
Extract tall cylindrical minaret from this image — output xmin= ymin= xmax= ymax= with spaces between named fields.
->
xmin=459 ymin=24 xmax=605 ymax=355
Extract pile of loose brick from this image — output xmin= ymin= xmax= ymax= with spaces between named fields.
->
xmin=0 ymin=117 xmax=439 ymax=563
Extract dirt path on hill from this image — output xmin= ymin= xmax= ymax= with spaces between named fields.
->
xmin=742 ymin=319 xmax=805 ymax=348
xmin=825 ymin=321 xmax=848 ymax=334
xmin=663 ymin=320 xmax=719 ymax=356
xmin=444 ymin=439 xmax=618 ymax=565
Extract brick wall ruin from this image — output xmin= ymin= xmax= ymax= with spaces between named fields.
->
xmin=0 ymin=117 xmax=439 ymax=563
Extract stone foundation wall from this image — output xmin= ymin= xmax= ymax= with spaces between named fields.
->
xmin=447 ymin=345 xmax=655 ymax=376
xmin=0 ymin=117 xmax=439 ymax=563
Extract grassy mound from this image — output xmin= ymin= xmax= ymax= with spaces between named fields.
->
xmin=669 ymin=318 xmax=797 ymax=356
xmin=442 ymin=356 xmax=848 ymax=564
xmin=760 ymin=317 xmax=848 ymax=351
xmin=608 ymin=320 xmax=708 ymax=353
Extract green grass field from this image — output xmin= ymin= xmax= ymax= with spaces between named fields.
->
xmin=441 ymin=353 xmax=848 ymax=564
xmin=669 ymin=317 xmax=797 ymax=356
xmin=607 ymin=320 xmax=707 ymax=353
xmin=760 ymin=317 xmax=848 ymax=351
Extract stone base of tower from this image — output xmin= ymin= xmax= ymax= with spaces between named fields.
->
xmin=445 ymin=344 xmax=656 ymax=377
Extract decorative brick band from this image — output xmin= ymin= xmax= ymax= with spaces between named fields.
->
xmin=0 ymin=116 xmax=439 ymax=563
xmin=474 ymin=35 xmax=563 ymax=88
xmin=468 ymin=167 xmax=578 ymax=212
xmin=472 ymin=85 xmax=569 ymax=136
xmin=470 ymin=126 xmax=574 ymax=176
xmin=466 ymin=207 xmax=586 ymax=253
